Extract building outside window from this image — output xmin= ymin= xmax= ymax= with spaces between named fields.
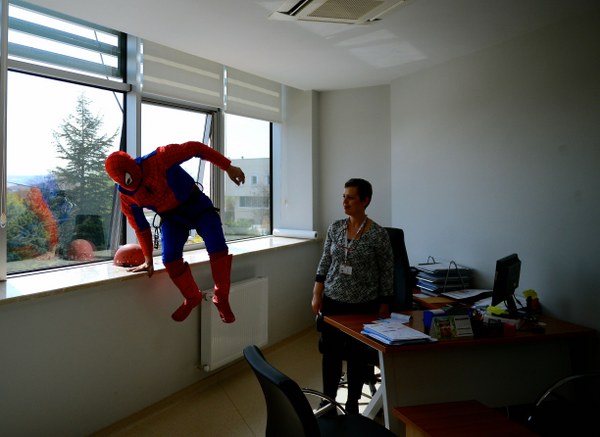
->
xmin=223 ymin=113 xmax=271 ymax=238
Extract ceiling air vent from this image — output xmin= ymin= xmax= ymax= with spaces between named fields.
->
xmin=270 ymin=0 xmax=408 ymax=25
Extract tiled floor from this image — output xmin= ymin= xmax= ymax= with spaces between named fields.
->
xmin=92 ymin=328 xmax=381 ymax=437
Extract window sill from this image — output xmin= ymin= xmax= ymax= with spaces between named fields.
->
xmin=0 ymin=236 xmax=318 ymax=306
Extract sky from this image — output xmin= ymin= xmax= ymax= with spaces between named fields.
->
xmin=7 ymin=71 xmax=122 ymax=177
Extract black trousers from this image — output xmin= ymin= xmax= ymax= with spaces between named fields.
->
xmin=318 ymin=296 xmax=379 ymax=404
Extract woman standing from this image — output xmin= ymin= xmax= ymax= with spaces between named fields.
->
xmin=312 ymin=178 xmax=394 ymax=414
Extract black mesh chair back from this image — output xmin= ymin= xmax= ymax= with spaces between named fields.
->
xmin=244 ymin=344 xmax=321 ymax=437
xmin=385 ymin=227 xmax=413 ymax=312
xmin=243 ymin=345 xmax=396 ymax=437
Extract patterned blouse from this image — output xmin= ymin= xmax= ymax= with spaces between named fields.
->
xmin=316 ymin=218 xmax=394 ymax=304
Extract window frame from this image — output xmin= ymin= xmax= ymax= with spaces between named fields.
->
xmin=8 ymin=0 xmax=125 ymax=81
xmin=134 ymin=100 xmax=275 ymax=250
xmin=3 ymin=0 xmax=129 ymax=277
xmin=138 ymin=98 xmax=221 ymax=254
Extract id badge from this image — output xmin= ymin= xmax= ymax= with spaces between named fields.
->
xmin=339 ymin=264 xmax=352 ymax=275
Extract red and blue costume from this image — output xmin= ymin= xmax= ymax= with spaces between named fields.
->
xmin=105 ymin=141 xmax=239 ymax=323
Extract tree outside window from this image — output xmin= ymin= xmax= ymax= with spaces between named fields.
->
xmin=7 ymin=72 xmax=122 ymax=273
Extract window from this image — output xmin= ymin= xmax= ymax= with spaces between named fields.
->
xmin=5 ymin=1 xmax=126 ymax=275
xmin=223 ymin=114 xmax=271 ymax=239
xmin=139 ymin=106 xmax=272 ymax=246
xmin=140 ymin=101 xmax=215 ymax=250
xmin=1 ymin=1 xmax=276 ymax=278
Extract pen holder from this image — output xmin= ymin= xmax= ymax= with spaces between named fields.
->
xmin=471 ymin=316 xmax=504 ymax=338
xmin=423 ymin=311 xmax=433 ymax=335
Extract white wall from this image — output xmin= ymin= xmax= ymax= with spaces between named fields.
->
xmin=318 ymin=86 xmax=392 ymax=235
xmin=0 ymin=242 xmax=322 ymax=437
xmin=391 ymin=11 xmax=600 ymax=332
xmin=275 ymin=87 xmax=320 ymax=231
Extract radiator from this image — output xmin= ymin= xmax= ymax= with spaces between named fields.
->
xmin=200 ymin=276 xmax=268 ymax=371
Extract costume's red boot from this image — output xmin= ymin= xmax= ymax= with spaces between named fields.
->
xmin=168 ymin=261 xmax=203 ymax=322
xmin=210 ymin=254 xmax=235 ymax=323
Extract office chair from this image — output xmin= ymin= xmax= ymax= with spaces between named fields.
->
xmin=243 ymin=345 xmax=395 ymax=437
xmin=526 ymin=372 xmax=600 ymax=436
xmin=336 ymin=227 xmax=414 ymax=404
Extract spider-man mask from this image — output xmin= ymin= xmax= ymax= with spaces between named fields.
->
xmin=105 ymin=151 xmax=142 ymax=191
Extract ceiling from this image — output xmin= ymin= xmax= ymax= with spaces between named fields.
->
xmin=25 ymin=0 xmax=600 ymax=91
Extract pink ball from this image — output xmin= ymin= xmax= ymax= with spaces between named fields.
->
xmin=113 ymin=243 xmax=145 ymax=267
xmin=68 ymin=239 xmax=95 ymax=261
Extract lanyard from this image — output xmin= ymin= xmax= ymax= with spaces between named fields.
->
xmin=343 ymin=216 xmax=368 ymax=265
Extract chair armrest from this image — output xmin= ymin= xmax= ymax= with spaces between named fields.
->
xmin=302 ymin=388 xmax=347 ymax=416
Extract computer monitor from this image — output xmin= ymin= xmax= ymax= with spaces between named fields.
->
xmin=491 ymin=254 xmax=521 ymax=317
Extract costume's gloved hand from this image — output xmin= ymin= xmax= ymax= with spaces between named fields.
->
xmin=127 ymin=256 xmax=154 ymax=277
xmin=226 ymin=165 xmax=245 ymax=186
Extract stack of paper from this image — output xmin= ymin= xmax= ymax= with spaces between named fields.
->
xmin=416 ymin=262 xmax=471 ymax=276
xmin=440 ymin=288 xmax=492 ymax=300
xmin=415 ymin=260 xmax=472 ymax=296
xmin=361 ymin=319 xmax=433 ymax=345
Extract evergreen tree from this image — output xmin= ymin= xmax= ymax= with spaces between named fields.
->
xmin=52 ymin=93 xmax=117 ymax=217
xmin=52 ymin=93 xmax=118 ymax=250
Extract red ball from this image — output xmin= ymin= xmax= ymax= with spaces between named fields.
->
xmin=113 ymin=243 xmax=145 ymax=267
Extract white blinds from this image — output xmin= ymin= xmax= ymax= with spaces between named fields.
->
xmin=225 ymin=67 xmax=282 ymax=122
xmin=142 ymin=40 xmax=282 ymax=122
xmin=142 ymin=40 xmax=223 ymax=108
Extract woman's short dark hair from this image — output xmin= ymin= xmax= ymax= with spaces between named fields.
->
xmin=345 ymin=178 xmax=372 ymax=207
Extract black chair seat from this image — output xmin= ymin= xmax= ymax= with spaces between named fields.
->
xmin=317 ymin=414 xmax=394 ymax=436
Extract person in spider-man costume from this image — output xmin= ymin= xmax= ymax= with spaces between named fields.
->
xmin=105 ymin=141 xmax=245 ymax=323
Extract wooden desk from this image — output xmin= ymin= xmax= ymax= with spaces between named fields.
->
xmin=412 ymin=294 xmax=454 ymax=309
xmin=393 ymin=400 xmax=539 ymax=437
xmin=325 ymin=311 xmax=595 ymax=436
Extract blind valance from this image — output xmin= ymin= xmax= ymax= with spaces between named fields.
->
xmin=142 ymin=40 xmax=223 ymax=108
xmin=225 ymin=66 xmax=282 ymax=122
